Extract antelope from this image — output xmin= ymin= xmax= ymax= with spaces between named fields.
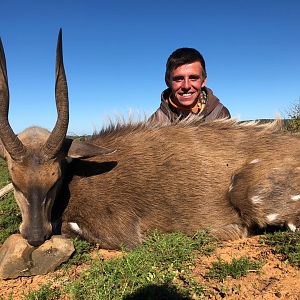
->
xmin=1 ymin=31 xmax=300 ymax=249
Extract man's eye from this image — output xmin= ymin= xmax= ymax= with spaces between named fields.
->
xmin=172 ymin=77 xmax=183 ymax=82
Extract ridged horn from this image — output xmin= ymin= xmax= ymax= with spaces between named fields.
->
xmin=41 ymin=29 xmax=69 ymax=159
xmin=0 ymin=37 xmax=27 ymax=161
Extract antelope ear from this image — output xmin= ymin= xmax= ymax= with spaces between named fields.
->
xmin=62 ymin=138 xmax=115 ymax=159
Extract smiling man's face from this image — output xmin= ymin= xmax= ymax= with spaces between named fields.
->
xmin=170 ymin=61 xmax=206 ymax=107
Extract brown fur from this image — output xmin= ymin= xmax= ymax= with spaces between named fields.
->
xmin=53 ymin=118 xmax=300 ymax=249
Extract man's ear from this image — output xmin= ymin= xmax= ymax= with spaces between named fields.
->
xmin=201 ymin=77 xmax=207 ymax=88
xmin=62 ymin=138 xmax=116 ymax=159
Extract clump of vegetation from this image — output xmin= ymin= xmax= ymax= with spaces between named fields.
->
xmin=261 ymin=231 xmax=300 ymax=267
xmin=25 ymin=284 xmax=61 ymax=300
xmin=206 ymin=257 xmax=263 ymax=281
xmin=0 ymin=159 xmax=21 ymax=244
xmin=285 ymin=98 xmax=300 ymax=132
xmin=26 ymin=231 xmax=217 ymax=300
xmin=62 ymin=237 xmax=94 ymax=268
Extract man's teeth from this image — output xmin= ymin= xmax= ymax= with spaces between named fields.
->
xmin=182 ymin=93 xmax=191 ymax=96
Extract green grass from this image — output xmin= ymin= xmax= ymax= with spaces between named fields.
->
xmin=65 ymin=231 xmax=216 ymax=299
xmin=25 ymin=284 xmax=61 ymax=300
xmin=26 ymin=231 xmax=217 ymax=300
xmin=260 ymin=231 xmax=300 ymax=267
xmin=206 ymin=256 xmax=263 ymax=281
xmin=0 ymin=159 xmax=10 ymax=187
xmin=62 ymin=237 xmax=94 ymax=268
xmin=0 ymin=159 xmax=21 ymax=244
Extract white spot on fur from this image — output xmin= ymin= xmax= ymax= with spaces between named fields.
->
xmin=291 ymin=195 xmax=300 ymax=201
xmin=266 ymin=213 xmax=279 ymax=222
xmin=251 ymin=195 xmax=263 ymax=204
xmin=69 ymin=222 xmax=82 ymax=234
xmin=250 ymin=159 xmax=260 ymax=164
xmin=288 ymin=223 xmax=297 ymax=232
xmin=229 ymin=175 xmax=235 ymax=192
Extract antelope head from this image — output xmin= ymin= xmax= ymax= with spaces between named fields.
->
xmin=0 ymin=30 xmax=113 ymax=246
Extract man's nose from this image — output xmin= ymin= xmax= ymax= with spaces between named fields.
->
xmin=182 ymin=78 xmax=191 ymax=89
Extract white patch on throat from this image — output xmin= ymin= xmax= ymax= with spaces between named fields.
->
xmin=288 ymin=223 xmax=297 ymax=232
xmin=250 ymin=159 xmax=260 ymax=164
xmin=291 ymin=195 xmax=300 ymax=201
xmin=69 ymin=222 xmax=82 ymax=234
xmin=266 ymin=213 xmax=279 ymax=222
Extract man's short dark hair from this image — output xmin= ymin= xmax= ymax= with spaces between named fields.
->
xmin=165 ymin=48 xmax=207 ymax=87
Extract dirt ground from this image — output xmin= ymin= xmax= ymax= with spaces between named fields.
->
xmin=193 ymin=236 xmax=300 ymax=299
xmin=0 ymin=236 xmax=299 ymax=300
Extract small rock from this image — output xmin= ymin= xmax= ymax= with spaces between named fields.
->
xmin=0 ymin=234 xmax=75 ymax=279
xmin=30 ymin=235 xmax=75 ymax=275
xmin=274 ymin=291 xmax=282 ymax=298
xmin=0 ymin=234 xmax=33 ymax=279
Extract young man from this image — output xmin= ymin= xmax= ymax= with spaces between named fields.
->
xmin=149 ymin=48 xmax=230 ymax=122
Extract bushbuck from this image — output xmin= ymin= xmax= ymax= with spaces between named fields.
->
xmin=1 ymin=31 xmax=300 ymax=249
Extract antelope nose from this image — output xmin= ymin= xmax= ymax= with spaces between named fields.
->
xmin=24 ymin=232 xmax=48 ymax=247
xmin=26 ymin=238 xmax=45 ymax=247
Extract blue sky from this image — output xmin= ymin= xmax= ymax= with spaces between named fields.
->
xmin=0 ymin=0 xmax=299 ymax=135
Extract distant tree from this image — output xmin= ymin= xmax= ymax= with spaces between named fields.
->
xmin=286 ymin=98 xmax=300 ymax=132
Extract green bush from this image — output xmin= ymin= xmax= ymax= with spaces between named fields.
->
xmin=285 ymin=98 xmax=300 ymax=132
